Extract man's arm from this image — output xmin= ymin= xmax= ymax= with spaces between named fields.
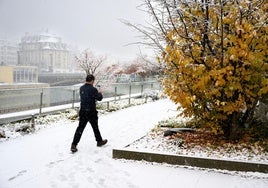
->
xmin=94 ymin=88 xmax=103 ymax=101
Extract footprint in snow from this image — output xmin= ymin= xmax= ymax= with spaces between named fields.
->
xmin=8 ymin=170 xmax=27 ymax=181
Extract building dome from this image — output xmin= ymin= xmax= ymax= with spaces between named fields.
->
xmin=18 ymin=31 xmax=70 ymax=73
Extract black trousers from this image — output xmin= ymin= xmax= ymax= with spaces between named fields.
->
xmin=72 ymin=110 xmax=103 ymax=145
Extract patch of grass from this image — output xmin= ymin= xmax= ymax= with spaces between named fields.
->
xmin=156 ymin=117 xmax=188 ymax=128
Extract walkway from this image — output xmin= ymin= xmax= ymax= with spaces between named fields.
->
xmin=0 ymin=99 xmax=267 ymax=188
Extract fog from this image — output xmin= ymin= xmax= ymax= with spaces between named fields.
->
xmin=0 ymin=0 xmax=152 ymax=61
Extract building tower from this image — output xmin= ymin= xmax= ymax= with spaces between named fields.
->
xmin=0 ymin=39 xmax=18 ymax=66
xmin=18 ymin=31 xmax=70 ymax=73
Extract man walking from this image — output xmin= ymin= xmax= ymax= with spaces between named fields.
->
xmin=71 ymin=74 xmax=107 ymax=152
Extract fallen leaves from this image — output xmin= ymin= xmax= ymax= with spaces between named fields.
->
xmin=128 ymin=127 xmax=268 ymax=163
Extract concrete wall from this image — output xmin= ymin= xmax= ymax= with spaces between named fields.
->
xmin=113 ymin=149 xmax=268 ymax=173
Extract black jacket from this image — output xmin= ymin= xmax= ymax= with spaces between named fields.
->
xmin=79 ymin=83 xmax=103 ymax=111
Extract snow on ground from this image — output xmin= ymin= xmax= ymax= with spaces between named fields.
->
xmin=0 ymin=99 xmax=267 ymax=188
xmin=126 ymin=124 xmax=268 ymax=163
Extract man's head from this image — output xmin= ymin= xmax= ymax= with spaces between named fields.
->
xmin=86 ymin=74 xmax=95 ymax=83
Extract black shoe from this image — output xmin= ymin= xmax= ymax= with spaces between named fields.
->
xmin=71 ymin=144 xmax=78 ymax=152
xmin=97 ymin=139 xmax=108 ymax=147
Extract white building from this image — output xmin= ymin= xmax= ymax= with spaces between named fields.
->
xmin=18 ymin=32 xmax=71 ymax=73
xmin=0 ymin=39 xmax=18 ymax=66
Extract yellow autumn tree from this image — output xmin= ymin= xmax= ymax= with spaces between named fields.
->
xmin=133 ymin=0 xmax=268 ymax=139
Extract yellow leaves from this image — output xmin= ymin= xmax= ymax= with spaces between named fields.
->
xmin=215 ymin=100 xmax=226 ymax=106
xmin=165 ymin=45 xmax=173 ymax=55
xmin=171 ymin=91 xmax=192 ymax=111
xmin=222 ymin=16 xmax=233 ymax=25
xmin=193 ymin=74 xmax=210 ymax=90
xmin=166 ymin=32 xmax=173 ymax=42
xmin=258 ymin=79 xmax=268 ymax=96
xmin=220 ymin=94 xmax=246 ymax=115
xmin=192 ymin=44 xmax=202 ymax=58
xmin=215 ymin=78 xmax=225 ymax=87
xmin=161 ymin=0 xmax=268 ymax=137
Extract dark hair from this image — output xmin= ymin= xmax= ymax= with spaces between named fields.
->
xmin=86 ymin=74 xmax=95 ymax=82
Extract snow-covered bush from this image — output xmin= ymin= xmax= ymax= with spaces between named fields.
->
xmin=143 ymin=89 xmax=160 ymax=101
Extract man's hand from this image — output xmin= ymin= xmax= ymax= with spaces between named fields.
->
xmin=96 ymin=85 xmax=103 ymax=93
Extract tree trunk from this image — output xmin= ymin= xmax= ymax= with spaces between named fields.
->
xmin=223 ymin=112 xmax=240 ymax=140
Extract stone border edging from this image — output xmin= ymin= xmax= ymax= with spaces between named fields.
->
xmin=112 ymin=149 xmax=268 ymax=173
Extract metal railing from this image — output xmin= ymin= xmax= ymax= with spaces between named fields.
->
xmin=0 ymin=81 xmax=161 ymax=115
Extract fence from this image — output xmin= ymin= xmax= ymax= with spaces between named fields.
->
xmin=0 ymin=81 xmax=161 ymax=115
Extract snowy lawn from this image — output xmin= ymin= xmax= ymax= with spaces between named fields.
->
xmin=0 ymin=98 xmax=267 ymax=188
xmin=126 ymin=121 xmax=268 ymax=163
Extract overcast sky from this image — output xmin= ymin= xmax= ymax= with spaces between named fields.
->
xmin=0 ymin=0 xmax=152 ymax=61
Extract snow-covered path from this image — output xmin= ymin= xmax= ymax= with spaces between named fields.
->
xmin=0 ymin=99 xmax=267 ymax=188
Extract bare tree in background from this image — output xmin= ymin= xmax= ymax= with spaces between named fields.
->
xmin=75 ymin=49 xmax=107 ymax=81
